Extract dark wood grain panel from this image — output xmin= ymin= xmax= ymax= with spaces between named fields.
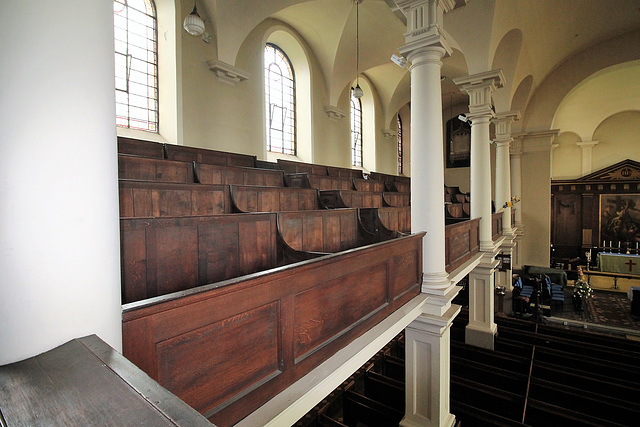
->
xmin=445 ymin=218 xmax=480 ymax=272
xmin=230 ymin=185 xmax=320 ymax=213
xmin=293 ymin=262 xmax=388 ymax=360
xmin=309 ymin=175 xmax=354 ymax=191
xmin=383 ymin=192 xmax=411 ymax=207
xmin=391 ymin=250 xmax=420 ymax=297
xmin=156 ymin=303 xmax=279 ymax=415
xmin=121 ymin=214 xmax=278 ymax=303
xmin=165 ymin=144 xmax=256 ymax=167
xmin=326 ymin=166 xmax=364 ymax=179
xmin=377 ymin=206 xmax=411 ymax=233
xmin=353 ymin=178 xmax=385 ymax=192
xmin=118 ymin=137 xmax=165 ymax=159
xmin=195 ymin=163 xmax=284 ymax=187
xmin=277 ymin=159 xmax=328 ymax=176
xmin=118 ymin=154 xmax=195 ymax=183
xmin=122 ymin=233 xmax=424 ymax=427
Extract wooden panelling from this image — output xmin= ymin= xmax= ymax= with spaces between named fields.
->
xmin=194 ymin=162 xmax=284 ymax=187
xmin=326 ymin=166 xmax=364 ymax=180
xmin=293 ymin=262 xmax=388 ymax=360
xmin=118 ymin=155 xmax=195 ymax=183
xmin=308 ymin=175 xmax=354 ymax=191
xmin=165 ymin=144 xmax=256 ymax=168
xmin=445 ymin=218 xmax=480 ymax=272
xmin=319 ymin=190 xmax=383 ymax=209
xmin=492 ymin=212 xmax=503 ymax=240
xmin=120 ymin=214 xmax=278 ymax=303
xmin=230 ymin=185 xmax=319 ymax=212
xmin=353 ymin=179 xmax=385 ymax=193
xmin=383 ymin=192 xmax=411 ymax=207
xmin=278 ymin=209 xmax=362 ymax=254
xmin=277 ymin=159 xmax=328 ymax=176
xmin=376 ymin=207 xmax=411 ymax=233
xmin=117 ymin=137 xmax=165 ymax=159
xmin=122 ymin=233 xmax=424 ymax=427
xmin=119 ymin=181 xmax=231 ymax=218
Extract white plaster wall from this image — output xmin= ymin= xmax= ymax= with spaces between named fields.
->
xmin=0 ymin=0 xmax=122 ymax=364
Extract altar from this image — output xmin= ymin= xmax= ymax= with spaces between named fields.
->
xmin=598 ymin=253 xmax=640 ymax=276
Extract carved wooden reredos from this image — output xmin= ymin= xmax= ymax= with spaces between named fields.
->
xmin=552 ymin=159 xmax=640 ymax=261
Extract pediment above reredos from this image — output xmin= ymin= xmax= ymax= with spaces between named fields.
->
xmin=580 ymin=159 xmax=640 ymax=182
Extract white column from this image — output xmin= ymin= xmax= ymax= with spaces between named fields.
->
xmin=510 ymin=138 xmax=524 ymax=268
xmin=0 ymin=0 xmax=122 ymax=364
xmin=396 ymin=1 xmax=459 ymax=426
xmin=454 ymin=71 xmax=504 ymax=349
xmin=493 ymin=111 xmax=520 ymax=235
xmin=454 ymin=71 xmax=504 ymax=251
xmin=576 ymin=141 xmax=600 ymax=176
xmin=492 ymin=112 xmax=519 ymax=299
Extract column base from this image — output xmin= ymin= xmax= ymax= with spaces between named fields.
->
xmin=400 ymin=412 xmax=456 ymax=427
xmin=465 ymin=322 xmax=497 ymax=350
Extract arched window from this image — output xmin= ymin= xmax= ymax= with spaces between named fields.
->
xmin=351 ymin=89 xmax=363 ymax=167
xmin=397 ymin=114 xmax=403 ymax=174
xmin=114 ymin=0 xmax=158 ymax=132
xmin=264 ymin=43 xmax=296 ymax=155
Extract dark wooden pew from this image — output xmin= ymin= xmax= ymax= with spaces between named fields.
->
xmin=122 ymin=232 xmax=424 ymax=427
xmin=343 ymin=389 xmax=404 ymax=427
xmin=309 ymin=175 xmax=355 ymax=191
xmin=353 ymin=178 xmax=385 ymax=192
xmin=382 ymin=192 xmax=410 ymax=207
xmin=119 ymin=154 xmax=195 ymax=183
xmin=359 ymin=207 xmax=411 ymax=234
xmin=451 ymin=376 xmax=526 ymax=422
xmin=369 ymin=172 xmax=411 ymax=192
xmin=117 ymin=136 xmax=165 ymax=158
xmin=230 ymin=185 xmax=320 ymax=212
xmin=451 ymin=356 xmax=529 ymax=395
xmin=277 ymin=159 xmax=328 ymax=176
xmin=119 ymin=181 xmax=232 ymax=218
xmin=446 ymin=203 xmax=467 ymax=220
xmin=120 ymin=213 xmax=278 ymax=303
xmin=0 ymin=335 xmax=211 ymax=427
xmin=164 ymin=144 xmax=256 ymax=168
xmin=524 ymin=399 xmax=627 ymax=427
xmin=194 ymin=162 xmax=285 ymax=187
xmin=445 ymin=218 xmax=480 ymax=272
xmin=327 ymin=165 xmax=364 ymax=180
xmin=451 ymin=400 xmax=530 ymax=427
xmin=277 ymin=209 xmax=380 ymax=263
xmin=319 ymin=190 xmax=383 ymax=209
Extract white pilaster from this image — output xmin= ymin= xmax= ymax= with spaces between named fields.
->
xmin=401 ymin=305 xmax=460 ymax=427
xmin=466 ymin=253 xmax=499 ymax=349
xmin=576 ymin=140 xmax=600 ymax=176
xmin=396 ymin=1 xmax=460 ymax=426
xmin=0 ymin=0 xmax=122 ymax=364
xmin=510 ymin=137 xmax=524 ymax=268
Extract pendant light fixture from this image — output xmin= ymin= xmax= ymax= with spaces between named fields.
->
xmin=183 ymin=1 xmax=205 ymax=36
xmin=352 ymin=0 xmax=363 ymax=99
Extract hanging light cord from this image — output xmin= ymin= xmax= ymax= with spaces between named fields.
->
xmin=356 ymin=2 xmax=359 ymax=86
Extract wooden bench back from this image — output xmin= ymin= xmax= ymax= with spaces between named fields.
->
xmin=194 ymin=162 xmax=285 ymax=187
xmin=230 ymin=185 xmax=320 ymax=212
xmin=277 ymin=159 xmax=328 ymax=176
xmin=118 ymin=154 xmax=195 ymax=183
xmin=278 ymin=209 xmax=364 ymax=254
xmin=375 ymin=206 xmax=411 ymax=233
xmin=120 ymin=213 xmax=278 ymax=303
xmin=164 ymin=144 xmax=256 ymax=168
xmin=117 ymin=137 xmax=165 ymax=159
xmin=319 ymin=190 xmax=383 ymax=209
xmin=326 ymin=165 xmax=364 ymax=180
xmin=308 ymin=175 xmax=354 ymax=191
xmin=119 ymin=181 xmax=231 ymax=218
xmin=383 ymin=192 xmax=410 ymax=207
xmin=353 ymin=178 xmax=386 ymax=192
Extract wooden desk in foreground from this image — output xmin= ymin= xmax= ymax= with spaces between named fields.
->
xmin=0 ymin=335 xmax=212 ymax=427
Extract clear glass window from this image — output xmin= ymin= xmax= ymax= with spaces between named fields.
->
xmin=264 ymin=44 xmax=296 ymax=155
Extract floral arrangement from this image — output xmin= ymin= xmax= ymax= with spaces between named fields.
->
xmin=497 ymin=196 xmax=521 ymax=212
xmin=573 ymin=266 xmax=593 ymax=299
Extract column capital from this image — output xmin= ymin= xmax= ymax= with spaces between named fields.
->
xmin=396 ymin=0 xmax=455 ymax=59
xmin=492 ymin=110 xmax=520 ymax=143
xmin=512 ymin=129 xmax=560 ymax=153
xmin=576 ymin=140 xmax=600 ymax=148
xmin=454 ymin=70 xmax=505 ymax=119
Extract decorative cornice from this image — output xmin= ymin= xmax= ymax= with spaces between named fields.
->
xmin=323 ymin=105 xmax=346 ymax=121
xmin=576 ymin=140 xmax=600 ymax=149
xmin=206 ymin=59 xmax=250 ymax=85
xmin=512 ymin=129 xmax=560 ymax=153
xmin=396 ymin=0 xmax=454 ymax=58
xmin=454 ymin=70 xmax=505 ymax=119
xmin=382 ymin=128 xmax=398 ymax=139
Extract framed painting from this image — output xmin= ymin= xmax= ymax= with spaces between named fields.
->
xmin=599 ymin=194 xmax=640 ymax=246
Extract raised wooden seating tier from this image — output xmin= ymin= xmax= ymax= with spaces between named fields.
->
xmin=165 ymin=144 xmax=257 ymax=168
xmin=119 ymin=154 xmax=195 ymax=183
xmin=319 ymin=189 xmax=383 ymax=209
xmin=119 ymin=181 xmax=232 ymax=218
xmin=383 ymin=192 xmax=411 ymax=207
xmin=122 ymin=232 xmax=424 ymax=427
xmin=230 ymin=185 xmax=320 ymax=212
xmin=118 ymin=136 xmax=165 ymax=158
xmin=194 ymin=162 xmax=285 ymax=187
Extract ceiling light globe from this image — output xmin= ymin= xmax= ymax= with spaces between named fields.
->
xmin=353 ymin=85 xmax=364 ymax=99
xmin=183 ymin=6 xmax=205 ymax=36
